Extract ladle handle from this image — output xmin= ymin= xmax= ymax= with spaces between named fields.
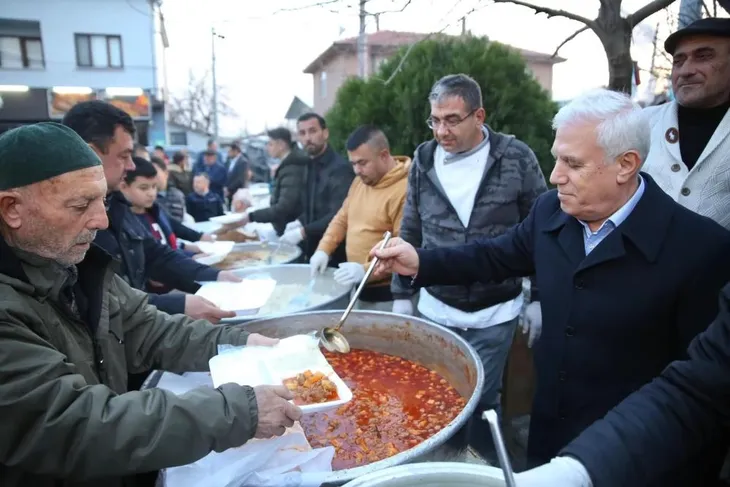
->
xmin=334 ymin=231 xmax=392 ymax=331
xmin=482 ymin=410 xmax=517 ymax=487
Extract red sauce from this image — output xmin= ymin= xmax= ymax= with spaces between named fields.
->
xmin=302 ymin=349 xmax=466 ymax=470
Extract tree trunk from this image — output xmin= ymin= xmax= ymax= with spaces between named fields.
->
xmin=596 ymin=10 xmax=634 ymax=93
xmin=603 ymin=29 xmax=634 ymax=93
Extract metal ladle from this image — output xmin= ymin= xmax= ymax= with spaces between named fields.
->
xmin=318 ymin=231 xmax=392 ymax=353
xmin=482 ymin=409 xmax=517 ymax=487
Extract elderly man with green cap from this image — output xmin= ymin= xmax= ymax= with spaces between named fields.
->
xmin=0 ymin=122 xmax=302 ymax=487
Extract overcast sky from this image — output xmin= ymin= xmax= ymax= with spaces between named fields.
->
xmin=157 ymin=0 xmax=681 ymax=135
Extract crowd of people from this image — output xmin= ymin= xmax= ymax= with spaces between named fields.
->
xmin=0 ymin=15 xmax=727 ymax=487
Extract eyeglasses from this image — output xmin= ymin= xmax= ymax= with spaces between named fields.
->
xmin=426 ymin=109 xmax=477 ymax=130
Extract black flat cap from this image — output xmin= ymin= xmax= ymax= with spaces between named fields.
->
xmin=664 ymin=17 xmax=730 ymax=55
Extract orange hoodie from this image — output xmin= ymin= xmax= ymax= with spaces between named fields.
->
xmin=317 ymin=156 xmax=411 ymax=286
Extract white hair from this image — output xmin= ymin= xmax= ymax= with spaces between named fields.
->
xmin=552 ymin=88 xmax=650 ymax=165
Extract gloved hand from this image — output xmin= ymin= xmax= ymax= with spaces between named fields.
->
xmin=280 ymin=227 xmax=304 ymax=246
xmin=392 ymin=299 xmax=414 ymax=315
xmin=522 ymin=301 xmax=543 ymax=348
xmin=334 ymin=262 xmax=366 ymax=287
xmin=257 ymin=227 xmax=279 ymax=243
xmin=310 ymin=250 xmax=329 ymax=277
xmin=284 ymin=220 xmax=302 ymax=233
xmin=515 ymin=456 xmax=593 ymax=486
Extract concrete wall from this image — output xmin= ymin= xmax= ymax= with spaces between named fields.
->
xmin=0 ymin=0 xmax=156 ymax=90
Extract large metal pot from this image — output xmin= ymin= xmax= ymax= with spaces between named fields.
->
xmin=215 ymin=242 xmax=302 ymax=270
xmin=222 ymin=264 xmax=351 ymax=324
xmin=242 ymin=310 xmax=485 ymax=485
xmin=342 ymin=462 xmax=506 ymax=486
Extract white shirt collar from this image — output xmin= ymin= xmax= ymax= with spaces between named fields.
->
xmin=579 ymin=175 xmax=645 ymax=234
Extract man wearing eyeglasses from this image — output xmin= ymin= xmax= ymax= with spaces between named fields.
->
xmin=391 ymin=73 xmax=547 ymax=460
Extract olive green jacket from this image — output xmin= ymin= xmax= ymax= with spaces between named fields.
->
xmin=0 ymin=240 xmax=257 ymax=487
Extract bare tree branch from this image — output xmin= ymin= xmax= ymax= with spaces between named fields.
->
xmin=552 ymin=25 xmax=589 ymax=57
xmin=365 ymin=0 xmax=413 ymax=15
xmin=168 ymin=70 xmax=235 ymax=134
xmin=491 ymin=0 xmax=599 ymax=30
xmin=701 ymin=0 xmax=712 ymax=16
xmin=274 ymin=0 xmax=347 ymax=13
xmin=628 ymin=0 xmax=677 ymax=27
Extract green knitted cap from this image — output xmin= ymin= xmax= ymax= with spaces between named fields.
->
xmin=0 ymin=122 xmax=101 ymax=190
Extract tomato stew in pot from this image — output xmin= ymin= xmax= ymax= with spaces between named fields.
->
xmin=302 ymin=349 xmax=466 ymax=470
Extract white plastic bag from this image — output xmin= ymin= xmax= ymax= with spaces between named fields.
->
xmin=162 ymin=429 xmax=334 ymax=487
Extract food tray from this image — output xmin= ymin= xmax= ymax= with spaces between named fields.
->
xmin=209 ymin=213 xmax=247 ymax=225
xmin=209 ymin=334 xmax=353 ymax=414
xmin=275 ymin=366 xmax=353 ymax=414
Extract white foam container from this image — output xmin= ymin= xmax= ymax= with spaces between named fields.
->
xmin=208 ymin=334 xmax=353 ymax=414
xmin=209 ymin=213 xmax=247 ymax=225
xmin=274 ymin=366 xmax=353 ymax=414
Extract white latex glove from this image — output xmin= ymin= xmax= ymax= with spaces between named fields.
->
xmin=279 ymin=228 xmax=304 ymax=246
xmin=522 ymin=301 xmax=543 ymax=348
xmin=309 ymin=250 xmax=329 ymax=277
xmin=515 ymin=456 xmax=593 ymax=487
xmin=258 ymin=228 xmax=279 ymax=243
xmin=284 ymin=220 xmax=302 ymax=233
xmin=392 ymin=299 xmax=414 ymax=315
xmin=333 ymin=262 xmax=366 ymax=287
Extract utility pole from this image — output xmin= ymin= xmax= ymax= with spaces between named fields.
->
xmin=461 ymin=16 xmax=466 ymax=35
xmin=211 ymin=27 xmax=224 ymax=141
xmin=357 ymin=0 xmax=367 ymax=78
xmin=678 ymin=0 xmax=702 ymax=28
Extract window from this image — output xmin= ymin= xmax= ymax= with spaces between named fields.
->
xmin=0 ymin=36 xmax=44 ymax=68
xmin=170 ymin=132 xmax=187 ymax=146
xmin=75 ymin=34 xmax=123 ymax=68
xmin=320 ymin=71 xmax=327 ymax=99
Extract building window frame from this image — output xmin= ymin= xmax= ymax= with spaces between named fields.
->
xmin=0 ymin=35 xmax=45 ymax=69
xmin=74 ymin=33 xmax=124 ymax=69
xmin=169 ymin=132 xmax=188 ymax=146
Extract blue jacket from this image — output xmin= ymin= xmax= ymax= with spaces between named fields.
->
xmin=94 ymin=192 xmax=219 ymax=315
xmin=192 ymin=162 xmax=227 ymax=200
xmin=562 ymin=283 xmax=730 ymax=487
xmin=405 ymin=174 xmax=730 ymax=485
xmin=186 ymin=192 xmax=225 ymax=223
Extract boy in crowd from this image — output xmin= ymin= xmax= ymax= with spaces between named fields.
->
xmin=151 ymin=156 xmax=187 ymax=222
xmin=187 ymin=172 xmax=225 ymax=222
xmin=120 ymin=157 xmax=209 ymax=252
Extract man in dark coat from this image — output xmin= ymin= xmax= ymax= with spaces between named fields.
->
xmin=232 ymin=127 xmax=305 ymax=236
xmin=223 ymin=142 xmax=249 ymax=206
xmin=278 ymin=113 xmax=354 ymax=266
xmin=371 ymin=89 xmax=730 ymax=487
xmin=516 ymin=283 xmax=730 ymax=487
xmin=62 ymin=101 xmax=240 ymax=324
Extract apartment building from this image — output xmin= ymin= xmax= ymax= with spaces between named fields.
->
xmin=0 ymin=0 xmax=161 ymax=143
xmin=304 ymin=30 xmax=565 ymax=114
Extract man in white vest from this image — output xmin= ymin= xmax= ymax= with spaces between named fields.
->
xmin=642 ymin=18 xmax=730 ymax=229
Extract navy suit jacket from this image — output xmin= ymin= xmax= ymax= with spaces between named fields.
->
xmin=410 ymin=174 xmax=730 ymax=485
